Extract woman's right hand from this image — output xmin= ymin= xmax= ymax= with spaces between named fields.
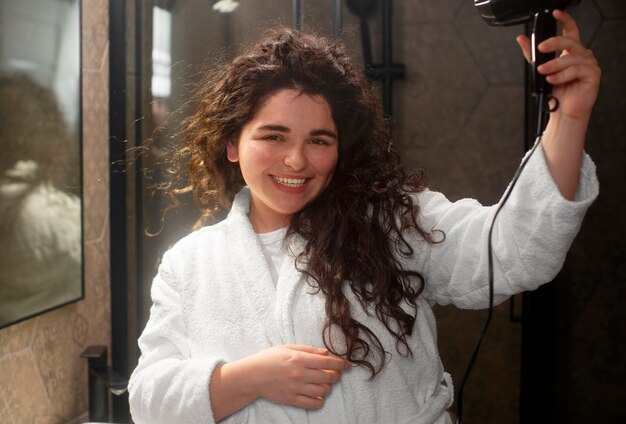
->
xmin=211 ymin=345 xmax=350 ymax=421
xmin=240 ymin=344 xmax=350 ymax=408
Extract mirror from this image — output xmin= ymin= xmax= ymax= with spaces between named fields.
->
xmin=0 ymin=0 xmax=82 ymax=328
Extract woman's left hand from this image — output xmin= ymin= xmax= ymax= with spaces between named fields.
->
xmin=516 ymin=9 xmax=601 ymax=124
xmin=515 ymin=9 xmax=601 ymax=201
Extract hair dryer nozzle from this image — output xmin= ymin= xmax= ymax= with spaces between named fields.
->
xmin=473 ymin=0 xmax=533 ymax=26
xmin=474 ymin=0 xmax=582 ymax=27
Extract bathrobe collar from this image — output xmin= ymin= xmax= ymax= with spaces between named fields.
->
xmin=225 ymin=187 xmax=306 ymax=345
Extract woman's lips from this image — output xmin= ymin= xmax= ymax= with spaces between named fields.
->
xmin=271 ymin=175 xmax=308 ymax=187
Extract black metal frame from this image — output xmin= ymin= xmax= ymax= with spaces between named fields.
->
xmin=81 ymin=345 xmax=129 ymax=422
xmin=346 ymin=0 xmax=405 ymax=118
xmin=519 ymin=21 xmax=560 ymax=424
xmin=109 ymin=0 xmax=131 ymax=420
xmin=333 ymin=0 xmax=343 ymax=39
xmin=0 ymin=0 xmax=85 ymax=330
xmin=293 ymin=0 xmax=301 ymax=29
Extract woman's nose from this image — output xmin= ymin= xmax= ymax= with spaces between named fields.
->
xmin=283 ymin=144 xmax=308 ymax=171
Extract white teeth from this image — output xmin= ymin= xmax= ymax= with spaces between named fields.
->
xmin=272 ymin=176 xmax=307 ymax=187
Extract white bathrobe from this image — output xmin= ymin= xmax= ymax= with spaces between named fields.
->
xmin=129 ymin=145 xmax=598 ymax=424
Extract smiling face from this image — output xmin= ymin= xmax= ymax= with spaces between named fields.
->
xmin=227 ymin=89 xmax=339 ymax=233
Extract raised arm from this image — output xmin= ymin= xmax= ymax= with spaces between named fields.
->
xmin=413 ymin=11 xmax=601 ymax=307
xmin=516 ymin=9 xmax=601 ymax=200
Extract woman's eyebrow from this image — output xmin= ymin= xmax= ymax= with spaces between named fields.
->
xmin=256 ymin=124 xmax=337 ymax=139
xmin=257 ymin=124 xmax=290 ymax=132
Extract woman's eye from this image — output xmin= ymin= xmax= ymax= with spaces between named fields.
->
xmin=263 ymin=134 xmax=283 ymax=141
xmin=310 ymin=138 xmax=329 ymax=146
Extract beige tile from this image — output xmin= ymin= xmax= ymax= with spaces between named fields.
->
xmin=0 ymin=352 xmax=55 ymax=423
xmin=82 ymin=69 xmax=110 ymax=243
xmin=32 ymin=310 xmax=88 ymax=421
xmin=0 ymin=319 xmax=37 ymax=357
xmin=81 ymin=0 xmax=109 ymax=70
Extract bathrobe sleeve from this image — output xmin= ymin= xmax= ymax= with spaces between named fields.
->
xmin=128 ymin=248 xmax=225 ymax=424
xmin=412 ymin=143 xmax=599 ymax=308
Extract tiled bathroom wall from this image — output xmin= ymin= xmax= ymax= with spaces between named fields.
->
xmin=0 ymin=0 xmax=111 ymax=422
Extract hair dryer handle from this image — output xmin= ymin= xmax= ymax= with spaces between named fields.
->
xmin=531 ymin=9 xmax=557 ymax=96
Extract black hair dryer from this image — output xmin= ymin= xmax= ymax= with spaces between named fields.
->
xmin=473 ymin=0 xmax=581 ymax=97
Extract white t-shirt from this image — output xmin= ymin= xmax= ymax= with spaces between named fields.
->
xmin=256 ymin=227 xmax=287 ymax=286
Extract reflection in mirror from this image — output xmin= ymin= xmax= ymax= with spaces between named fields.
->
xmin=0 ymin=0 xmax=82 ymax=328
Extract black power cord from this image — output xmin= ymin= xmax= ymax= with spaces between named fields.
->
xmin=455 ymin=87 xmax=557 ymax=424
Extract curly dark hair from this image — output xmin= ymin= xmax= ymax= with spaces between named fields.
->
xmin=171 ymin=27 xmax=441 ymax=377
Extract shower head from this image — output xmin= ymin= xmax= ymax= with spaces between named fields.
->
xmin=474 ymin=0 xmax=581 ymax=26
xmin=345 ymin=0 xmax=380 ymax=66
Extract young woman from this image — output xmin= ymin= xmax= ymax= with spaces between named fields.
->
xmin=128 ymin=10 xmax=600 ymax=424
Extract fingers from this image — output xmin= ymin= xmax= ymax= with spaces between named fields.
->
xmin=534 ymin=16 xmax=600 ymax=89
xmin=522 ymin=10 xmax=599 ymax=87
xmin=288 ymin=383 xmax=332 ymax=409
xmin=307 ymin=354 xmax=350 ymax=371
xmin=515 ymin=9 xmax=601 ymax=121
xmin=267 ymin=378 xmax=327 ymax=409
xmin=286 ymin=367 xmax=340 ymax=387
xmin=291 ymin=394 xmax=326 ymax=410
xmin=516 ymin=35 xmax=531 ymax=63
xmin=284 ymin=344 xmax=351 ymax=371
xmin=303 ymin=368 xmax=342 ymax=385
xmin=517 ymin=10 xmax=585 ymax=63
xmin=255 ymin=345 xmax=350 ymax=409
xmin=537 ymin=53 xmax=600 ymax=85
xmin=553 ymin=9 xmax=580 ymax=41
xmin=302 ymin=382 xmax=333 ymax=399
xmin=319 ymin=368 xmax=342 ymax=383
xmin=284 ymin=344 xmax=329 ymax=355
xmin=274 ymin=370 xmax=335 ymax=410
xmin=538 ymin=10 xmax=588 ymax=58
xmin=538 ymin=33 xmax=592 ymax=58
